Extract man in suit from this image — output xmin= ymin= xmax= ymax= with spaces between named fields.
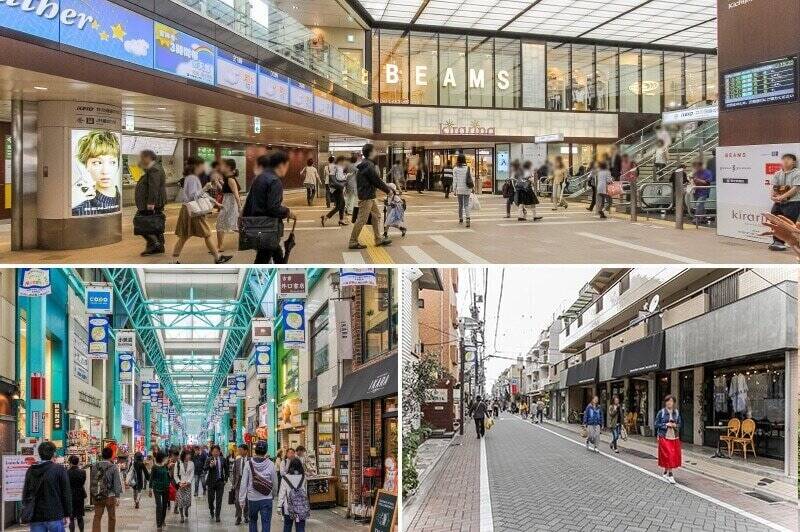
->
xmin=203 ymin=445 xmax=228 ymax=522
xmin=135 ymin=150 xmax=167 ymax=256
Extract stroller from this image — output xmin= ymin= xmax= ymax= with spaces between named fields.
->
xmin=383 ymin=184 xmax=407 ymax=238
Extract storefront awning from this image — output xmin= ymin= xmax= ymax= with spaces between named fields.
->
xmin=612 ymin=331 xmax=666 ymax=378
xmin=331 ymin=354 xmax=398 ymax=408
xmin=566 ymin=357 xmax=599 ymax=386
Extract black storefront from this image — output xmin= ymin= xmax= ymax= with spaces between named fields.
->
xmin=611 ymin=332 xmax=666 ymax=433
xmin=566 ymin=357 xmax=599 ymax=418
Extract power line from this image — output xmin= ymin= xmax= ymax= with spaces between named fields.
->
xmin=493 ymin=268 xmax=505 ymax=353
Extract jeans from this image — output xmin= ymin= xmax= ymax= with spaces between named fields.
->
xmin=611 ymin=424 xmax=621 ymax=450
xmin=349 ymin=199 xmax=384 ymax=246
xmin=236 ymin=498 xmax=248 ymax=522
xmin=304 ymin=185 xmax=315 ymax=205
xmin=771 ymin=201 xmax=800 ymax=244
xmin=208 ymin=481 xmax=225 ymax=518
xmin=154 ymin=490 xmax=168 ymax=528
xmin=506 ymin=195 xmax=514 ymax=216
xmin=325 ymin=188 xmax=345 ymax=221
xmin=443 ymin=183 xmax=452 ymax=198
xmin=587 ymin=184 xmax=597 ymax=210
xmin=248 ymin=498 xmax=273 ymax=532
xmin=31 ymin=521 xmax=65 ymax=532
xmin=194 ymin=473 xmax=206 ymax=496
xmin=91 ymin=498 xmax=116 ymax=532
xmin=536 ymin=411 xmax=543 ymax=423
xmin=597 ymin=193 xmax=612 ymax=215
xmin=283 ymin=516 xmax=306 ymax=532
xmin=457 ymin=194 xmax=471 ymax=221
xmin=473 ymin=417 xmax=485 ymax=438
xmin=694 ymin=194 xmax=708 ymax=223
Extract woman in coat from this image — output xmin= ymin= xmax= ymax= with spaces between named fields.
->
xmin=125 ymin=451 xmax=150 ymax=509
xmin=173 ymin=449 xmax=195 ymax=523
xmin=278 ymin=457 xmax=310 ymax=532
xmin=655 ymin=395 xmax=683 ymax=484
xmin=452 ymin=154 xmax=474 ymax=227
xmin=607 ymin=395 xmax=625 ymax=453
xmin=67 ymin=455 xmax=87 ymax=532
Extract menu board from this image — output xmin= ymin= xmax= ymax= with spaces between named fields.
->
xmin=723 ymin=57 xmax=798 ymax=110
xmin=259 ymin=68 xmax=289 ymax=105
xmin=154 ymin=23 xmax=216 ymax=85
xmin=289 ymin=81 xmax=314 ymax=112
xmin=369 ymin=490 xmax=398 ymax=532
xmin=217 ymin=49 xmax=257 ymax=96
xmin=2 ymin=455 xmax=35 ymax=502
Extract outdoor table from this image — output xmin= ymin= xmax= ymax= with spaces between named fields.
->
xmin=705 ymin=425 xmax=731 ymax=459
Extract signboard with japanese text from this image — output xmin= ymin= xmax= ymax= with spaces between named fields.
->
xmin=87 ymin=316 xmax=110 ymax=359
xmin=19 ymin=268 xmax=51 ymax=297
xmin=277 ymin=270 xmax=308 ymax=299
xmin=254 ymin=345 xmax=271 ymax=376
xmin=340 ymin=268 xmax=377 ymax=287
xmin=252 ymin=318 xmax=274 ymax=345
xmin=282 ymin=301 xmax=306 ymax=347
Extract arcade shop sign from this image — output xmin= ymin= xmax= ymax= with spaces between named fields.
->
xmin=383 ymin=63 xmax=512 ymax=91
xmin=439 ymin=120 xmax=496 ymax=136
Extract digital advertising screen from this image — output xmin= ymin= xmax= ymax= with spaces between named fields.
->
xmin=71 ymin=129 xmax=122 ymax=217
xmin=154 ymin=23 xmax=216 ymax=85
xmin=289 ymin=80 xmax=313 ymax=113
xmin=0 ymin=1 xmax=60 ymax=41
xmin=723 ymin=57 xmax=798 ymax=110
xmin=259 ymin=67 xmax=290 ymax=105
xmin=314 ymin=93 xmax=334 ymax=118
xmin=216 ymin=50 xmax=257 ymax=96
xmin=333 ymin=101 xmax=349 ymax=123
xmin=60 ymin=0 xmax=154 ymax=69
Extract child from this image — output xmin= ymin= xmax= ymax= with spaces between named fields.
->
xmin=383 ymin=183 xmax=407 ymax=238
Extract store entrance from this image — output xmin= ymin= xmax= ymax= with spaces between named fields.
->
xmin=679 ymin=371 xmax=694 ymax=443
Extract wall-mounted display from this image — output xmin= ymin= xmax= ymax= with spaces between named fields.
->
xmin=289 ymin=80 xmax=314 ymax=112
xmin=71 ymin=129 xmax=122 ymax=217
xmin=723 ymin=57 xmax=798 ymax=110
xmin=314 ymin=93 xmax=334 ymax=118
xmin=259 ymin=68 xmax=290 ymax=105
xmin=217 ymin=50 xmax=257 ymax=96
xmin=154 ymin=23 xmax=216 ymax=85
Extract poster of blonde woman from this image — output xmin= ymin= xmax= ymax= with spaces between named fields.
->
xmin=71 ymin=129 xmax=122 ymax=217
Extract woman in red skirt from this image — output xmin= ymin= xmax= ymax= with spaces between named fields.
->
xmin=655 ymin=394 xmax=682 ymax=484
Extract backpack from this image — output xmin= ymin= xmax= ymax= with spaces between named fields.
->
xmin=150 ymin=465 xmax=171 ymax=493
xmin=91 ymin=462 xmax=113 ymax=502
xmin=249 ymin=459 xmax=273 ymax=496
xmin=20 ymin=467 xmax=47 ymax=523
xmin=284 ymin=474 xmax=310 ymax=521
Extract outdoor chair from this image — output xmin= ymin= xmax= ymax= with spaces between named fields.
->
xmin=732 ymin=418 xmax=757 ymax=460
xmin=717 ymin=418 xmax=740 ymax=457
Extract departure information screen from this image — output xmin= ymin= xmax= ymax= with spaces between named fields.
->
xmin=723 ymin=57 xmax=798 ymax=110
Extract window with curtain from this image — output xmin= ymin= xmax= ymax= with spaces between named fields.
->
xmin=495 ymin=38 xmax=520 ymax=109
xmin=642 ymin=50 xmax=662 ymax=113
xmin=410 ymin=32 xmax=438 ymax=105
xmin=547 ymin=43 xmax=570 ymax=110
xmin=310 ymin=304 xmax=329 ymax=377
xmin=522 ymin=42 xmax=546 ymax=108
xmin=619 ymin=49 xmax=640 ymax=112
xmin=664 ymin=52 xmax=684 ymax=109
xmin=362 ymin=270 xmax=396 ymax=361
xmin=595 ymin=46 xmax=618 ymax=112
xmin=468 ymin=36 xmax=494 ymax=108
xmin=439 ymin=34 xmax=466 ymax=106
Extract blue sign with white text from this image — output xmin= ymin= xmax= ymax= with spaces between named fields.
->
xmin=282 ymin=301 xmax=306 ymax=347
xmin=86 ymin=287 xmax=113 ymax=314
xmin=254 ymin=345 xmax=271 ymax=376
xmin=154 ymin=22 xmax=216 ymax=85
xmin=0 ymin=1 xmax=61 ymax=42
xmin=217 ymin=49 xmax=257 ymax=95
xmin=60 ymin=0 xmax=154 ymax=69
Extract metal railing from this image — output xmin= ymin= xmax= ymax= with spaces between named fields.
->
xmin=171 ymin=0 xmax=369 ymax=98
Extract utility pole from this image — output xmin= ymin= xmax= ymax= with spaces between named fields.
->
xmin=459 ymin=335 xmax=465 ymax=436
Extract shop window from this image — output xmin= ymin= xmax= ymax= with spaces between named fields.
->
xmin=595 ymin=47 xmax=618 ymax=112
xmin=547 ymin=43 xmax=570 ymax=110
xmin=705 ymin=55 xmax=718 ymax=102
xmin=619 ymin=49 xmax=640 ymax=113
xmin=641 ymin=50 xmax=662 ymax=113
xmin=664 ymin=52 xmax=684 ymax=109
xmin=571 ymin=44 xmax=594 ymax=111
xmin=310 ymin=304 xmax=330 ymax=377
xmin=378 ymin=30 xmax=409 ymax=104
xmin=467 ymin=36 xmax=494 ymax=108
xmin=495 ymin=38 xmax=520 ymax=109
xmin=685 ymin=54 xmax=705 ymax=106
xmin=371 ymin=30 xmax=381 ymax=102
xmin=522 ymin=42 xmax=546 ymax=108
xmin=361 ymin=270 xmax=396 ymax=361
xmin=439 ymin=34 xmax=466 ymax=107
xmin=410 ymin=32 xmax=438 ymax=105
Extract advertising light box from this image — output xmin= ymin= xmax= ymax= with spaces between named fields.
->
xmin=0 ymin=1 xmax=61 ymax=42
xmin=71 ymin=129 xmax=122 ymax=217
xmin=217 ymin=49 xmax=257 ymax=96
xmin=333 ymin=102 xmax=349 ymax=123
xmin=314 ymin=93 xmax=333 ymax=118
xmin=289 ymin=80 xmax=313 ymax=113
xmin=259 ymin=67 xmax=289 ymax=105
xmin=154 ymin=23 xmax=216 ymax=85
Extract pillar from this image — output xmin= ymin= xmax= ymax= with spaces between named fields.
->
xmin=36 ymin=101 xmax=122 ymax=250
xmin=785 ymin=350 xmax=797 ymax=479
xmin=106 ymin=336 xmax=121 ymax=442
xmin=142 ymin=402 xmax=151 ymax=454
xmin=20 ymin=282 xmax=46 ymax=438
xmin=222 ymin=413 xmax=231 ymax=446
xmin=10 ymin=100 xmax=39 ymax=250
xmin=236 ymin=399 xmax=245 ymax=445
xmin=647 ymin=376 xmax=656 ymax=432
xmin=693 ymin=366 xmax=704 ymax=446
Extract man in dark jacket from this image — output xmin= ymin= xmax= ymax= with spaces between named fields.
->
xmin=22 ymin=441 xmax=72 ymax=530
xmin=349 ymin=143 xmax=392 ymax=249
xmin=203 ymin=445 xmax=229 ymax=522
xmin=134 ymin=150 xmax=167 ymax=256
xmin=193 ymin=446 xmax=208 ymax=496
xmin=241 ymin=151 xmax=295 ymax=264
xmin=472 ymin=395 xmax=487 ymax=439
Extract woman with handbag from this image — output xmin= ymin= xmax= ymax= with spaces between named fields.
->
xmin=607 ymin=395 xmax=625 ymax=454
xmin=216 ymin=159 xmax=243 ymax=254
xmin=582 ymin=395 xmax=603 ymax=452
xmin=595 ymin=161 xmax=614 ymax=219
xmin=655 ymin=395 xmax=683 ymax=484
xmin=452 ymin=154 xmax=473 ymax=227
xmin=172 ymin=156 xmax=232 ymax=264
xmin=125 ymin=452 xmax=150 ymax=510
xmin=173 ymin=450 xmax=195 ymax=523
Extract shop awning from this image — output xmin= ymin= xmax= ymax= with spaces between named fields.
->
xmin=566 ymin=357 xmax=599 ymax=386
xmin=331 ymin=354 xmax=398 ymax=408
xmin=612 ymin=331 xmax=666 ymax=378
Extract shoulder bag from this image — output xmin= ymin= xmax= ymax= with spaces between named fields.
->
xmin=465 ymin=167 xmax=474 ymax=189
xmin=185 ymin=193 xmax=215 ymax=217
xmin=133 ymin=210 xmax=166 ymax=236
xmin=238 ymin=216 xmax=284 ymax=251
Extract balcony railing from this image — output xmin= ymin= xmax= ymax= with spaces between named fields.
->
xmin=171 ymin=0 xmax=368 ymax=98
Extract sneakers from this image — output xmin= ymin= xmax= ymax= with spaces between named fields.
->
xmin=667 ymin=474 xmax=676 ymax=484
xmin=768 ymin=243 xmax=787 ymax=251
xmin=377 ymin=238 xmax=393 ymax=246
xmin=466 ymin=219 xmax=471 ymax=228
xmin=349 ymin=243 xmax=367 ymax=249
xmin=215 ymin=255 xmax=233 ymax=264
xmin=662 ymin=473 xmax=670 ymax=483
xmin=533 ymin=216 xmax=543 ymax=221
xmin=459 ymin=219 xmax=463 ymax=225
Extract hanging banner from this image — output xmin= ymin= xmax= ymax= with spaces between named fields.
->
xmin=277 ymin=270 xmax=308 ymax=299
xmin=235 ymin=373 xmax=247 ymax=398
xmin=282 ymin=301 xmax=306 ymax=347
xmin=19 ymin=268 xmax=51 ymax=297
xmin=85 ymin=283 xmax=114 ymax=314
xmin=87 ymin=316 xmax=110 ymax=359
xmin=333 ymin=300 xmax=354 ymax=360
xmin=119 ymin=352 xmax=134 ymax=384
xmin=141 ymin=381 xmax=153 ymax=402
xmin=254 ymin=345 xmax=271 ymax=376
xmin=251 ymin=318 xmax=274 ymax=345
xmin=116 ymin=330 xmax=136 ymax=355
xmin=340 ymin=268 xmax=377 ymax=287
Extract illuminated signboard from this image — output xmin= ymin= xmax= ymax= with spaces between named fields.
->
xmin=314 ymin=93 xmax=334 ymax=118
xmin=333 ymin=102 xmax=349 ymax=123
xmin=289 ymin=80 xmax=313 ymax=112
xmin=258 ymin=67 xmax=289 ymax=105
xmin=154 ymin=23 xmax=216 ymax=85
xmin=723 ymin=57 xmax=798 ymax=110
xmin=217 ymin=49 xmax=257 ymax=96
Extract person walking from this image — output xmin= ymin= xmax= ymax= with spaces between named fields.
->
xmin=595 ymin=161 xmax=613 ymax=219
xmin=536 ymin=400 xmax=545 ymax=424
xmin=441 ymin=162 xmax=454 ymax=198
xmin=149 ymin=451 xmax=171 ymax=532
xmin=173 ymin=450 xmax=194 ymax=524
xmin=167 ymin=449 xmax=179 ymax=515
xmin=513 ymin=160 xmax=541 ymax=222
xmin=452 ymin=154 xmax=474 ymax=228
xmin=321 ymin=156 xmax=348 ymax=226
xmin=691 ymin=160 xmax=714 ymax=225
xmin=608 ymin=395 xmax=625 ymax=454
xmin=274 ymin=449 xmax=284 ymax=493
xmin=204 ymin=445 xmax=228 ymax=523
xmin=586 ymin=160 xmax=598 ymax=211
xmin=300 ymin=159 xmax=321 ymax=206
xmin=471 ymin=395 xmax=487 ymax=439
xmin=551 ymin=156 xmax=569 ymax=210
xmin=238 ymin=440 xmax=279 ymax=532
xmin=215 ymin=158 xmax=243 ymax=253
xmin=232 ymin=444 xmax=250 ymax=526
xmin=655 ymin=395 xmax=683 ymax=484
xmin=768 ymin=153 xmax=800 ymax=251
xmin=278 ymin=457 xmax=310 ymax=532
xmin=582 ymin=395 xmax=603 ymax=453
xmin=90 ymin=447 xmax=123 ymax=532
xmin=67 ymin=456 xmax=86 ymax=532
xmin=349 ymin=144 xmax=392 ymax=250
xmin=124 ymin=452 xmax=149 ymax=510
xmin=323 ymin=156 xmax=336 ymax=208
xmin=22 ymin=441 xmax=72 ymax=532
xmin=345 ymin=155 xmax=359 ymax=216
xmin=193 ymin=446 xmax=208 ymax=497
xmin=654 ymin=140 xmax=668 ymax=180
xmin=172 ymin=156 xmax=232 ymax=264
xmin=241 ymin=151 xmax=297 ymax=264
xmin=134 ymin=149 xmax=167 ymax=256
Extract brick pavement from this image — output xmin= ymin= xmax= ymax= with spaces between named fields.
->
xmin=485 ymin=414 xmax=784 ymax=532
xmin=404 ymin=420 xmax=482 ymax=531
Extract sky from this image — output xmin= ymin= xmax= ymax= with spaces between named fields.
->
xmin=456 ymin=266 xmax=598 ymax=392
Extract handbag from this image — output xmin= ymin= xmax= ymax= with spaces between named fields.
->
xmin=501 ymin=180 xmax=513 ymax=199
xmin=185 ymin=194 xmax=215 ymax=217
xmin=580 ymin=426 xmax=588 ymax=440
xmin=468 ymin=193 xmax=481 ymax=212
xmin=607 ymin=181 xmax=623 ymax=198
xmin=133 ymin=211 xmax=165 ymax=236
xmin=465 ymin=167 xmax=474 ymax=189
xmin=620 ymin=426 xmax=628 ymax=441
xmin=238 ymin=216 xmax=284 ymax=251
xmin=167 ymin=483 xmax=177 ymax=502
xmin=228 ymin=488 xmax=236 ymax=505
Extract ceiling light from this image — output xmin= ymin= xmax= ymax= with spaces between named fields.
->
xmin=33 ymin=86 xmax=48 ymax=91
xmin=157 ymin=107 xmax=167 ymax=111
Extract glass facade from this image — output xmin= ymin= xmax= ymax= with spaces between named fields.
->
xmin=371 ymin=30 xmax=717 ymax=114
